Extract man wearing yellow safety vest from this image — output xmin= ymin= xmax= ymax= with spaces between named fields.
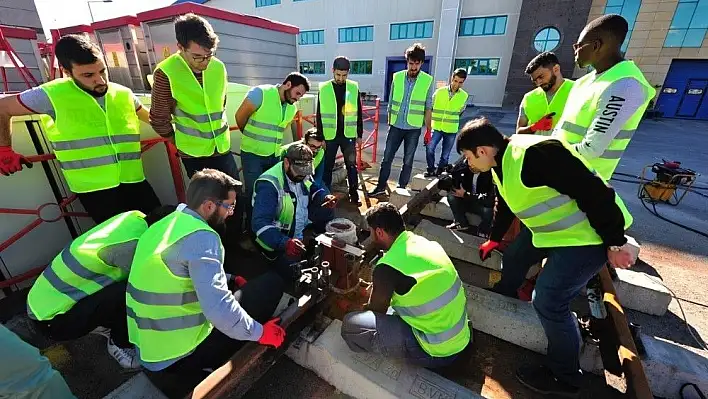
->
xmin=252 ymin=143 xmax=337 ymax=280
xmin=149 ymin=14 xmax=233 ymax=179
xmin=341 ymin=203 xmax=470 ymax=368
xmin=369 ymin=43 xmax=434 ymax=196
xmin=317 ymin=56 xmax=364 ymax=205
xmin=425 ymin=68 xmax=469 ymax=177
xmin=278 ymin=127 xmax=326 ymax=185
xmin=0 ymin=35 xmax=160 ymax=224
xmin=458 ymin=118 xmax=635 ymax=397
xmin=25 ymin=206 xmax=174 ymax=370
xmin=516 ymin=52 xmax=574 ymax=136
xmin=127 ymin=169 xmax=286 ymax=374
xmin=553 ymin=14 xmax=656 ymax=181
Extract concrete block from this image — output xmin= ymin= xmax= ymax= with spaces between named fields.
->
xmin=410 ymin=173 xmax=436 ymax=191
xmin=614 ymin=269 xmax=671 ymax=316
xmin=103 ymin=372 xmax=167 ymax=399
xmin=640 ymin=335 xmax=708 ymax=398
xmin=388 ymin=187 xmax=413 ymax=209
xmin=420 ymin=196 xmax=482 ymax=225
xmin=413 ymin=219 xmax=501 ymax=270
xmin=287 ymin=320 xmax=483 ymax=399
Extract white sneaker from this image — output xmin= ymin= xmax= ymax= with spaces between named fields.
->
xmin=89 ymin=326 xmax=111 ymax=339
xmin=107 ymin=339 xmax=141 ymax=370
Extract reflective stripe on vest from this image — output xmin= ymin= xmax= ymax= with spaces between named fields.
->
xmin=381 ymin=231 xmax=470 ymax=357
xmin=40 ymin=79 xmax=144 ymax=193
xmin=157 ymin=54 xmax=230 ymax=157
xmin=552 ymin=61 xmax=655 ymax=180
xmin=492 ymin=135 xmax=633 ymax=248
xmin=26 ymin=211 xmax=147 ymax=321
xmin=253 ymin=162 xmax=312 ymax=252
xmin=521 ymin=79 xmax=574 ymax=132
xmin=319 ymin=80 xmax=359 ymax=139
xmin=390 ymin=70 xmax=433 ymax=128
xmin=241 ymin=85 xmax=297 ymax=157
xmin=431 ymin=87 xmax=468 ymax=133
xmin=127 ymin=209 xmax=219 ymax=363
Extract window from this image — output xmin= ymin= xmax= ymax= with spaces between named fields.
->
xmin=299 ymin=61 xmax=325 ymax=75
xmin=299 ymin=30 xmax=324 ymax=45
xmin=390 ymin=21 xmax=434 ymax=40
xmin=350 ymin=60 xmax=373 ymax=75
xmin=338 ymin=26 xmax=374 ymax=43
xmin=459 ymin=16 xmax=507 ymax=36
xmin=454 ymin=58 xmax=500 ymax=76
xmin=534 ymin=27 xmax=561 ymax=52
xmin=255 ymin=0 xmax=280 ymax=7
xmin=664 ymin=0 xmax=708 ymax=47
xmin=603 ymin=0 xmax=641 ymax=51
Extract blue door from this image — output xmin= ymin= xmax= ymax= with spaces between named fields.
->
xmin=676 ymin=79 xmax=708 ymax=118
xmin=384 ymin=56 xmax=432 ymax=101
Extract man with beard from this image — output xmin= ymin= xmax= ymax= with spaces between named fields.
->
xmin=369 ymin=43 xmax=434 ymax=196
xmin=126 ymin=169 xmax=286 ymax=375
xmin=0 ymin=34 xmax=160 ymax=223
xmin=237 ymin=72 xmax=310 ymax=231
xmin=553 ymin=14 xmax=655 ymax=180
xmin=341 ymin=203 xmax=470 ymax=368
xmin=251 ymin=143 xmax=337 ymax=280
xmin=516 ymin=52 xmax=574 ymax=136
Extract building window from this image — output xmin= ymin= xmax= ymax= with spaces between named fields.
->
xmin=459 ymin=16 xmax=507 ymax=37
xmin=664 ymin=0 xmax=708 ymax=47
xmin=299 ymin=30 xmax=324 ymax=45
xmin=255 ymin=0 xmax=280 ymax=7
xmin=300 ymin=61 xmax=326 ymax=75
xmin=338 ymin=26 xmax=374 ymax=43
xmin=533 ymin=27 xmax=561 ymax=52
xmin=390 ymin=21 xmax=434 ymax=40
xmin=454 ymin=58 xmax=500 ymax=76
xmin=603 ymin=0 xmax=641 ymax=51
xmin=350 ymin=60 xmax=373 ymax=75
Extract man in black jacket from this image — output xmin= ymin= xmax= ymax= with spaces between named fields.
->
xmin=443 ymin=157 xmax=494 ymax=235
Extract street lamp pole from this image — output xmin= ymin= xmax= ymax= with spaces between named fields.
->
xmin=87 ymin=0 xmax=113 ymax=23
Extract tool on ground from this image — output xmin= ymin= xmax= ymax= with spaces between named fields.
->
xmin=638 ymin=160 xmax=698 ymax=205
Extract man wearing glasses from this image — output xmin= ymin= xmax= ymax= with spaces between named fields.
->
xmin=278 ymin=128 xmax=326 ymax=184
xmin=149 ymin=13 xmax=232 ymax=179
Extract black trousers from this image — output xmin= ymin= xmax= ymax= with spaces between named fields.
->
xmin=33 ymin=281 xmax=131 ymax=348
xmin=165 ymin=271 xmax=285 ymax=373
xmin=77 ymin=180 xmax=161 ymax=224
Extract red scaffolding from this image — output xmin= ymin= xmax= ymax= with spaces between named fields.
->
xmin=0 ymin=25 xmax=40 ymax=92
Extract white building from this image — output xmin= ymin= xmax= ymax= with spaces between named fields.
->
xmin=202 ymin=0 xmax=522 ymax=107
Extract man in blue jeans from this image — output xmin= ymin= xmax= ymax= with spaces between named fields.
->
xmin=369 ymin=43 xmax=434 ymax=196
xmin=457 ymin=118 xmax=635 ymax=398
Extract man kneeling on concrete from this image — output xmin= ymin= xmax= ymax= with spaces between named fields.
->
xmin=341 ymin=203 xmax=470 ymax=368
xmin=441 ymin=156 xmax=494 ymax=235
xmin=26 ymin=207 xmax=173 ymax=369
xmin=127 ymin=169 xmax=286 ymax=374
xmin=252 ymin=143 xmax=337 ymax=280
xmin=278 ymin=127 xmax=326 ymax=185
xmin=458 ymin=118 xmax=635 ymax=397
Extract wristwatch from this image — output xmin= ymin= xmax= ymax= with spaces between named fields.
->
xmin=608 ymin=245 xmax=622 ymax=252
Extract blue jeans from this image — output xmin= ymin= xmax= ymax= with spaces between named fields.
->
xmin=376 ymin=126 xmax=421 ymax=189
xmin=493 ymin=226 xmax=608 ymax=387
xmin=323 ymin=137 xmax=358 ymax=198
xmin=241 ymin=152 xmax=279 ymax=226
xmin=341 ymin=311 xmax=460 ymax=369
xmin=447 ymin=193 xmax=493 ymax=232
xmin=426 ymin=130 xmax=456 ymax=172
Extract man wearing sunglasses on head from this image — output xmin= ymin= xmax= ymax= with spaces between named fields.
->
xmin=278 ymin=127 xmax=326 ymax=185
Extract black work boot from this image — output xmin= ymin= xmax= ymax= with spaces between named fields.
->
xmin=516 ymin=364 xmax=580 ymax=398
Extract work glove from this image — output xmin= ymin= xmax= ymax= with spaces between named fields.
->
xmin=0 ymin=146 xmax=32 ymax=176
xmin=233 ymin=275 xmax=247 ymax=289
xmin=285 ymin=238 xmax=306 ymax=258
xmin=258 ymin=317 xmax=285 ymax=348
xmin=423 ymin=128 xmax=432 ymax=146
xmin=529 ymin=113 xmax=554 ymax=132
xmin=478 ymin=240 xmax=500 ymax=261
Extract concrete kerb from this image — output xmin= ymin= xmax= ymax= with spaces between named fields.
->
xmin=413 ymin=219 xmax=502 ymax=270
xmin=286 ymin=319 xmax=484 ymax=399
xmin=640 ymin=335 xmax=708 ymax=398
xmin=614 ymin=268 xmax=672 ymax=316
xmin=102 ymin=373 xmax=167 ymax=399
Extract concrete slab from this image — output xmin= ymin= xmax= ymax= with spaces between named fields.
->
xmin=414 ymin=220 xmax=501 ymax=270
xmin=640 ymin=335 xmax=708 ymax=399
xmin=102 ymin=373 xmax=167 ymax=399
xmin=287 ymin=320 xmax=483 ymax=399
xmin=614 ymin=269 xmax=672 ymax=316
xmin=410 ymin=174 xmax=435 ymax=191
xmin=420 ymin=196 xmax=482 ymax=226
xmin=388 ymin=187 xmax=413 ymax=209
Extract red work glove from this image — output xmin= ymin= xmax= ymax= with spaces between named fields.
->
xmin=529 ymin=113 xmax=554 ymax=132
xmin=233 ymin=275 xmax=247 ymax=289
xmin=478 ymin=240 xmax=500 ymax=261
xmin=0 ymin=146 xmax=32 ymax=176
xmin=423 ymin=128 xmax=432 ymax=146
xmin=285 ymin=238 xmax=306 ymax=258
xmin=258 ymin=317 xmax=285 ymax=348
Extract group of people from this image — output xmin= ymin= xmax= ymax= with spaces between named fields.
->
xmin=0 ymin=8 xmax=655 ymax=399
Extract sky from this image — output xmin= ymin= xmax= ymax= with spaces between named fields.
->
xmin=34 ymin=0 xmax=174 ymax=38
